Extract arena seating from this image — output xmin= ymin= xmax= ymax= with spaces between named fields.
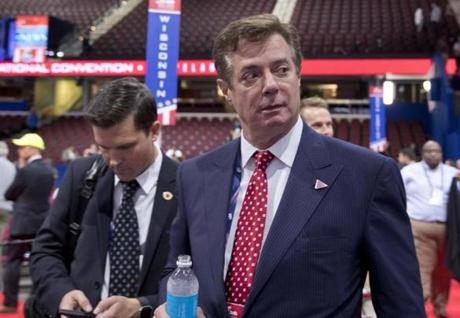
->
xmin=161 ymin=117 xmax=235 ymax=160
xmin=90 ymin=0 xmax=276 ymax=59
xmin=290 ymin=0 xmax=460 ymax=57
xmin=0 ymin=0 xmax=120 ymax=30
xmin=18 ymin=115 xmax=426 ymax=164
xmin=1 ymin=0 xmax=456 ymax=59
xmin=333 ymin=118 xmax=426 ymax=157
xmin=88 ymin=0 xmax=460 ymax=59
xmin=39 ymin=116 xmax=93 ymax=162
xmin=0 ymin=114 xmax=27 ymax=140
xmin=32 ymin=116 xmax=235 ymax=163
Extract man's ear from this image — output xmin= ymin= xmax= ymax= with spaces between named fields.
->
xmin=217 ymin=78 xmax=231 ymax=103
xmin=149 ymin=121 xmax=161 ymax=142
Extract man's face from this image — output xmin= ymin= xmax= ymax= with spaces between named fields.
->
xmin=92 ymin=114 xmax=159 ymax=182
xmin=422 ymin=141 xmax=442 ymax=169
xmin=398 ymin=153 xmax=410 ymax=164
xmin=300 ymin=107 xmax=333 ymax=137
xmin=218 ymin=33 xmax=300 ymax=147
xmin=17 ymin=146 xmax=33 ymax=161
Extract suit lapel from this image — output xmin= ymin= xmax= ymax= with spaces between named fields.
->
xmin=138 ymin=156 xmax=177 ymax=289
xmin=245 ymin=125 xmax=343 ymax=311
xmin=204 ymin=141 xmax=239 ymax=311
xmin=94 ymin=169 xmax=114 ymax=276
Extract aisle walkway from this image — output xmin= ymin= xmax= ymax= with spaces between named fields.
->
xmin=426 ymin=280 xmax=460 ymax=318
xmin=0 ymin=294 xmax=23 ymax=318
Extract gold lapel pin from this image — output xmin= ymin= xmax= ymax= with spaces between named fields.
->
xmin=162 ymin=191 xmax=173 ymax=200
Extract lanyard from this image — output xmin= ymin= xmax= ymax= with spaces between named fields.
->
xmin=423 ymin=163 xmax=444 ymax=193
xmin=225 ymin=154 xmax=242 ymax=240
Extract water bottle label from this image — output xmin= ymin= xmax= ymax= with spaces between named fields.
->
xmin=166 ymin=293 xmax=198 ymax=318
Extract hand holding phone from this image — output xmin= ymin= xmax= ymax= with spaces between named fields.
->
xmin=58 ymin=309 xmax=95 ymax=318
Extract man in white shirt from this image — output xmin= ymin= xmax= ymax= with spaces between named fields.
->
xmin=401 ymin=140 xmax=460 ymax=318
xmin=155 ymin=14 xmax=424 ymax=318
xmin=30 ymin=78 xmax=178 ymax=318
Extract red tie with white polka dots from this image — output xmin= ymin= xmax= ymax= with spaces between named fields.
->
xmin=225 ymin=150 xmax=274 ymax=317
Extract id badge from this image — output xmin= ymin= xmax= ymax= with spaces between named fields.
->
xmin=227 ymin=302 xmax=244 ymax=318
xmin=428 ymin=188 xmax=443 ymax=206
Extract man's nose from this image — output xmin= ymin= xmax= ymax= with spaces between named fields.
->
xmin=262 ymin=72 xmax=279 ymax=95
xmin=107 ymin=153 xmax=120 ymax=168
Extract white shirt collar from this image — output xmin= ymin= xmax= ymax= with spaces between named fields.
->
xmin=421 ymin=160 xmax=443 ymax=172
xmin=114 ymin=149 xmax=163 ymax=195
xmin=240 ymin=116 xmax=303 ymax=168
xmin=28 ymin=154 xmax=42 ymax=163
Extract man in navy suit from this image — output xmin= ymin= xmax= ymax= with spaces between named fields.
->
xmin=0 ymin=133 xmax=54 ymax=313
xmin=31 ymin=78 xmax=178 ymax=317
xmin=155 ymin=14 xmax=425 ymax=318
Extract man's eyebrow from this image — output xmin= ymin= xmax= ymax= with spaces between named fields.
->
xmin=239 ymin=59 xmax=290 ymax=73
xmin=271 ymin=58 xmax=290 ymax=65
xmin=239 ymin=65 xmax=259 ymax=73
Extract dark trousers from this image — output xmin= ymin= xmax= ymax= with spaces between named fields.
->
xmin=2 ymin=235 xmax=33 ymax=307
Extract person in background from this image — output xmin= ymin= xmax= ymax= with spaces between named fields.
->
xmin=155 ymin=14 xmax=424 ymax=318
xmin=445 ymin=159 xmax=455 ymax=167
xmin=398 ymin=147 xmax=417 ymax=169
xmin=0 ymin=141 xmax=16 ymax=247
xmin=83 ymin=143 xmax=99 ymax=157
xmin=401 ymin=140 xmax=460 ymax=318
xmin=430 ymin=2 xmax=442 ymax=36
xmin=30 ymin=77 xmax=178 ymax=318
xmin=299 ymin=96 xmax=333 ymax=137
xmin=415 ymin=7 xmax=424 ymax=33
xmin=166 ymin=147 xmax=185 ymax=162
xmin=61 ymin=145 xmax=80 ymax=163
xmin=0 ymin=133 xmax=54 ymax=313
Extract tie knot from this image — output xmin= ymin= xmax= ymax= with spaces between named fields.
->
xmin=121 ymin=180 xmax=139 ymax=199
xmin=254 ymin=150 xmax=274 ymax=172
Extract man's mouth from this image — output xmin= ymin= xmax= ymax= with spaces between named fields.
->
xmin=261 ymin=103 xmax=284 ymax=111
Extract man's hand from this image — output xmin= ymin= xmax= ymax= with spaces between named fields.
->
xmin=59 ymin=290 xmax=93 ymax=313
xmin=154 ymin=303 xmax=206 ymax=318
xmin=93 ymin=296 xmax=140 ymax=318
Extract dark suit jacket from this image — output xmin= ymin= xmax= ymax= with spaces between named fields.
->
xmin=30 ymin=154 xmax=178 ymax=316
xmin=446 ymin=178 xmax=460 ymax=281
xmin=161 ymin=124 xmax=425 ymax=317
xmin=5 ymin=158 xmax=54 ymax=237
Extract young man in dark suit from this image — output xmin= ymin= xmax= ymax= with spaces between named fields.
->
xmin=155 ymin=14 xmax=425 ymax=318
xmin=30 ymin=77 xmax=178 ymax=317
xmin=0 ymin=133 xmax=54 ymax=313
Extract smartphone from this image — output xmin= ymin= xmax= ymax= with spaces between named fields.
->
xmin=58 ymin=309 xmax=95 ymax=318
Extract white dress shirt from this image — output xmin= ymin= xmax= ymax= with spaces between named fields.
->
xmin=401 ymin=161 xmax=459 ymax=222
xmin=0 ymin=157 xmax=15 ymax=212
xmin=223 ymin=117 xmax=303 ymax=278
xmin=101 ymin=150 xmax=163 ymax=298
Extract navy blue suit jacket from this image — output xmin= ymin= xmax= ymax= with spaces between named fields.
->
xmin=31 ymin=155 xmax=178 ymax=316
xmin=161 ymin=123 xmax=425 ymax=317
xmin=5 ymin=158 xmax=54 ymax=237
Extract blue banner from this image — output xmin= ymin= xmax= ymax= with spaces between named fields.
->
xmin=145 ymin=0 xmax=181 ymax=126
xmin=7 ymin=19 xmax=15 ymax=60
xmin=369 ymin=86 xmax=387 ymax=152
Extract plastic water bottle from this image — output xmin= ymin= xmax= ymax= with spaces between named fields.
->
xmin=167 ymin=255 xmax=199 ymax=318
